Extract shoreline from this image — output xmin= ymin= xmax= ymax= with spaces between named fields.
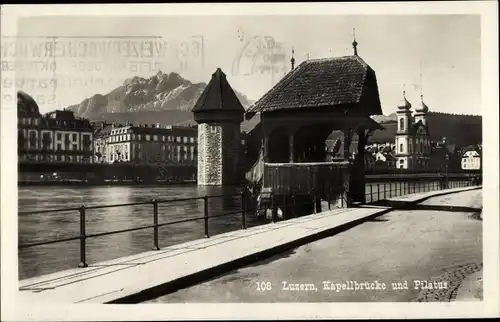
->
xmin=17 ymin=172 xmax=477 ymax=187
xmin=18 ymin=180 xmax=198 ymax=187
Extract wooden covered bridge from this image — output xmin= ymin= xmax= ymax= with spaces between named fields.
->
xmin=244 ymin=44 xmax=384 ymax=216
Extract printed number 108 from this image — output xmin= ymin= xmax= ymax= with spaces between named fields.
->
xmin=256 ymin=282 xmax=272 ymax=291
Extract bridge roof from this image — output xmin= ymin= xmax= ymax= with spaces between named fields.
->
xmin=247 ymin=55 xmax=382 ymax=116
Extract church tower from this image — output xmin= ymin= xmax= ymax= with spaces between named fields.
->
xmin=395 ymin=90 xmax=413 ymax=169
xmin=414 ymin=94 xmax=429 ymax=126
xmin=192 ymin=68 xmax=245 ymax=186
xmin=413 ymin=94 xmax=431 ymax=169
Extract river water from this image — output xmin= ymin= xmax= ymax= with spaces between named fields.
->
xmin=18 ymin=180 xmax=469 ymax=279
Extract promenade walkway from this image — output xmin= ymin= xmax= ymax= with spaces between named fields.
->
xmin=18 ymin=186 xmax=481 ymax=304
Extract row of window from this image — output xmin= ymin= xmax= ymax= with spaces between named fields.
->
xmin=20 ymin=143 xmax=92 ymax=152
xmin=22 ymin=131 xmax=92 ymax=143
xmin=106 ymin=134 xmax=196 ymax=144
xmin=19 ymin=118 xmax=40 ymax=126
xmin=398 ymin=142 xmax=430 ymax=154
xmin=19 ymin=154 xmax=92 ymax=162
xmin=19 ymin=117 xmax=90 ymax=129
xmin=462 ymin=158 xmax=480 ymax=169
xmin=108 ymin=152 xmax=197 ymax=163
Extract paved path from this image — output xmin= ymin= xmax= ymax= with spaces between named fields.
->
xmin=17 ymin=186 xmax=480 ymax=304
xmin=147 ymin=189 xmax=482 ymax=303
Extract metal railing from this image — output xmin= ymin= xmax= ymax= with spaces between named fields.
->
xmin=364 ymin=178 xmax=480 ymax=204
xmin=19 ymin=192 xmax=249 ymax=268
xmin=18 ymin=177 xmax=480 ymax=268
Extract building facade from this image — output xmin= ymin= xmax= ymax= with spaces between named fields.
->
xmin=18 ymin=91 xmax=93 ymax=163
xmin=394 ymin=92 xmax=431 ymax=170
xmin=461 ymin=147 xmax=481 ymax=170
xmin=93 ymin=123 xmax=197 ymax=165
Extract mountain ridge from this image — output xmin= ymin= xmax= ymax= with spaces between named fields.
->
xmin=66 ymin=70 xmax=254 ymax=122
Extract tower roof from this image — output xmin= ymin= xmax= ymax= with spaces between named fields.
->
xmin=397 ymin=90 xmax=412 ymax=111
xmin=415 ymin=95 xmax=429 ymax=113
xmin=192 ymin=68 xmax=245 ymax=114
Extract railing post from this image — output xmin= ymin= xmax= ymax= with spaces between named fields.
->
xmin=377 ymin=183 xmax=380 ymax=201
xmin=399 ymin=181 xmax=402 ymax=196
xmin=389 ymin=182 xmax=392 ymax=198
xmin=271 ymin=193 xmax=277 ymax=223
xmin=204 ymin=195 xmax=209 ymax=238
xmin=283 ymin=194 xmax=288 ymax=220
xmin=312 ymin=195 xmax=316 ymax=214
xmin=152 ymin=199 xmax=159 ymax=250
xmin=384 ymin=183 xmax=387 ymax=200
xmin=78 ymin=205 xmax=88 ymax=268
xmin=370 ymin=184 xmax=373 ymax=203
xmin=241 ymin=192 xmax=247 ymax=229
xmin=292 ymin=192 xmax=297 ymax=218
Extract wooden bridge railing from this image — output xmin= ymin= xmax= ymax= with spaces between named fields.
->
xmin=263 ymin=161 xmax=350 ymax=196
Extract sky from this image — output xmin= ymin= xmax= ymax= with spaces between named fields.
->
xmin=6 ymin=14 xmax=481 ymax=116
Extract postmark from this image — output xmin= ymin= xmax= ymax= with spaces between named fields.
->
xmin=232 ymin=33 xmax=288 ymax=81
xmin=1 ymin=35 xmax=204 ymax=111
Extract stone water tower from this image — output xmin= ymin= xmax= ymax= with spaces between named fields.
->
xmin=192 ymin=68 xmax=245 ymax=186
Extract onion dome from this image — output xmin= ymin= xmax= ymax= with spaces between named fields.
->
xmin=415 ymin=94 xmax=429 ymax=113
xmin=397 ymin=90 xmax=412 ymax=110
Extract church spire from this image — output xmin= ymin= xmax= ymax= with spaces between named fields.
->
xmin=352 ymin=28 xmax=358 ymax=56
xmin=416 ymin=63 xmax=429 ymax=114
xmin=398 ymin=86 xmax=412 ymax=110
xmin=290 ymin=47 xmax=296 ymax=70
xmin=420 ymin=62 xmax=423 ymax=97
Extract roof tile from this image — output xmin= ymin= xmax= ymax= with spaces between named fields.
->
xmin=247 ymin=55 xmax=382 ymax=115
xmin=192 ymin=68 xmax=245 ymax=114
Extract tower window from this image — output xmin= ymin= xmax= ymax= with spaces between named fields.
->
xmin=399 ymin=118 xmax=404 ymax=131
xmin=400 ymin=144 xmax=403 ymax=153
